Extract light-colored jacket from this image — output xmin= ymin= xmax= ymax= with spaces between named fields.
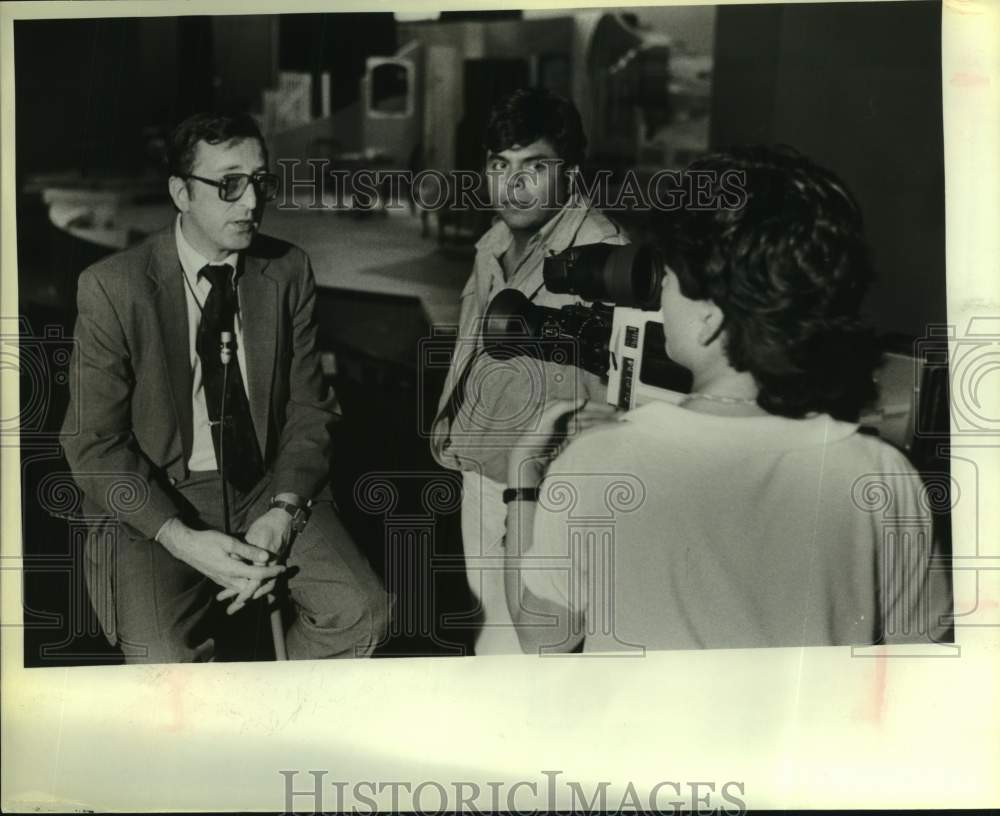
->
xmin=430 ymin=192 xmax=629 ymax=483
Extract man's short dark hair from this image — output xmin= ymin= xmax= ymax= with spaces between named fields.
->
xmin=167 ymin=112 xmax=268 ymax=178
xmin=484 ymin=88 xmax=587 ymax=168
xmin=655 ymin=145 xmax=879 ymax=422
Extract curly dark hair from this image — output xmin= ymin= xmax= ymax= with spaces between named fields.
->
xmin=166 ymin=112 xmax=268 ymax=179
xmin=655 ymin=145 xmax=880 ymax=421
xmin=484 ymin=87 xmax=587 ymax=169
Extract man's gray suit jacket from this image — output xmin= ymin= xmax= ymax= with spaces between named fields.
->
xmin=61 ymin=224 xmax=338 ymax=541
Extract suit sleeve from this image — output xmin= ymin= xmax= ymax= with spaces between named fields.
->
xmin=60 ymin=268 xmax=184 ymax=539
xmin=268 ymin=252 xmax=339 ymax=500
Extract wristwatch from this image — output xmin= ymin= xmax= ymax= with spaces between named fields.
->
xmin=268 ymin=496 xmax=311 ymax=533
xmin=502 ymin=486 xmax=540 ymax=504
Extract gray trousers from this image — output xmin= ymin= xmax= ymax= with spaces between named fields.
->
xmin=87 ymin=470 xmax=391 ymax=663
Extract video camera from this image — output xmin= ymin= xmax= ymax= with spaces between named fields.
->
xmin=480 ymin=243 xmax=946 ymax=467
xmin=481 ymin=243 xmax=693 ymax=408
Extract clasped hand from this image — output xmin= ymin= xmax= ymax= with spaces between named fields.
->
xmin=158 ymin=509 xmax=293 ymax=615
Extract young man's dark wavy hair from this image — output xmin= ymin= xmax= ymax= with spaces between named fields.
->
xmin=655 ymin=145 xmax=880 ymax=421
xmin=167 ymin=112 xmax=268 ymax=179
xmin=484 ymin=87 xmax=587 ymax=169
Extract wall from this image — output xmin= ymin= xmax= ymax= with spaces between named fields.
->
xmin=212 ymin=16 xmax=279 ymax=113
xmin=710 ymin=1 xmax=945 ymax=339
xmin=270 ymin=101 xmax=363 ymax=166
xmin=15 ymin=18 xmax=148 ymax=177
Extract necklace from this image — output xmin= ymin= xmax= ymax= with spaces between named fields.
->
xmin=681 ymin=391 xmax=758 ymax=406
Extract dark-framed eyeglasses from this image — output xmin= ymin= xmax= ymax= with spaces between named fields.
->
xmin=184 ymin=172 xmax=280 ymax=203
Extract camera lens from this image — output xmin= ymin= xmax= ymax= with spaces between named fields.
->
xmin=543 ymin=243 xmax=663 ymax=309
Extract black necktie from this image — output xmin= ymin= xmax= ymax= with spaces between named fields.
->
xmin=196 ymin=263 xmax=264 ymax=492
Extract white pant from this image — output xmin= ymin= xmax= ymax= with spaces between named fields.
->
xmin=461 ymin=471 xmax=523 ymax=654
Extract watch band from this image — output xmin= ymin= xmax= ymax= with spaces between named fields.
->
xmin=269 ymin=496 xmax=311 ymax=531
xmin=502 ymin=486 xmax=540 ymax=504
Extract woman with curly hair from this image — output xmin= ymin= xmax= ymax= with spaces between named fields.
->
xmin=502 ymin=146 xmax=951 ymax=653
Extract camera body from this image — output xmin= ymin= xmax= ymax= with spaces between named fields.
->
xmin=607 ymin=307 xmax=692 ymax=409
xmin=480 ymin=244 xmax=951 ymax=467
xmin=483 ymin=241 xmax=688 ymax=397
xmin=482 ymin=289 xmax=615 ymax=378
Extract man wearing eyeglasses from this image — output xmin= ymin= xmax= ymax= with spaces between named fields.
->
xmin=61 ymin=112 xmax=390 ymax=663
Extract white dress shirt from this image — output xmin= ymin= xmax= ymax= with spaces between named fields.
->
xmin=174 ymin=216 xmax=251 ymax=472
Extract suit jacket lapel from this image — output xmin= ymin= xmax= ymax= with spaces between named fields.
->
xmin=238 ymin=250 xmax=276 ymax=458
xmin=149 ymin=228 xmax=193 ymax=461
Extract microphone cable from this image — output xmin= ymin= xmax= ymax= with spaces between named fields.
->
xmin=219 ymin=331 xmax=233 ymax=535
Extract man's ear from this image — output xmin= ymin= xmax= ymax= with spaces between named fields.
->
xmin=168 ymin=175 xmax=190 ymax=213
xmin=697 ymin=301 xmax=726 ymax=347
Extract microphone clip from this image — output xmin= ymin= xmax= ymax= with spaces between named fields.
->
xmin=219 ymin=331 xmax=234 ymax=366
